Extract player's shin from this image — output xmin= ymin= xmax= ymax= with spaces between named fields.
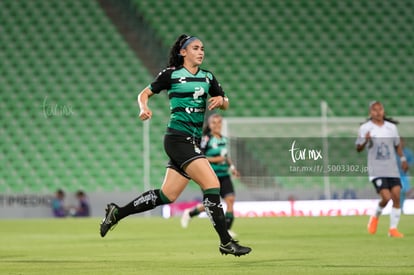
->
xmin=117 ymin=189 xmax=171 ymax=220
xmin=225 ymin=212 xmax=234 ymax=230
xmin=203 ymin=188 xmax=232 ymax=245
xmin=390 ymin=207 xmax=401 ymax=229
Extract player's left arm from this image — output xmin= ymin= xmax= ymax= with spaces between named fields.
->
xmin=396 ymin=141 xmax=409 ymax=172
xmin=208 ymin=74 xmax=229 ymax=110
xmin=226 ymin=157 xmax=240 ymax=177
xmin=208 ymin=96 xmax=229 ymax=110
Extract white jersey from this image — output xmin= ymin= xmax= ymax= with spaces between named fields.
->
xmin=356 ymin=120 xmax=401 ymax=180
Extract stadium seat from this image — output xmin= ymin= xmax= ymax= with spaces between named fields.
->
xmin=0 ymin=0 xmax=163 ymax=193
xmin=2 ymin=0 xmax=413 ymax=195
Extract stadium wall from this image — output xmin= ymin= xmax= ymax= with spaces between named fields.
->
xmin=163 ymin=199 xmax=414 ymax=218
xmin=1 ymin=191 xmax=413 ymax=219
xmin=0 ymin=192 xmax=161 ymax=219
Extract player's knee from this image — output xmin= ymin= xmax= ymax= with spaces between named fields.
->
xmin=379 ymin=197 xmax=391 ymax=207
xmin=159 ymin=189 xmax=177 ymax=203
xmin=165 ymin=194 xmax=178 ymax=203
xmin=200 ymin=181 xmax=220 ymax=190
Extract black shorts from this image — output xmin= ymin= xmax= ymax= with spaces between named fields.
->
xmin=219 ymin=175 xmax=235 ymax=198
xmin=371 ymin=177 xmax=402 ymax=193
xmin=164 ymin=133 xmax=205 ymax=179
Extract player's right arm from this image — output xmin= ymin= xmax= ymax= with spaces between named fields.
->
xmin=356 ymin=124 xmax=371 ymax=152
xmin=356 ymin=131 xmax=371 ymax=152
xmin=137 ymin=68 xmax=172 ymax=121
xmin=138 ymin=87 xmax=154 ymax=121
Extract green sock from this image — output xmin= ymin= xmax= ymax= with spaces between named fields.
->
xmin=189 ymin=208 xmax=200 ymax=217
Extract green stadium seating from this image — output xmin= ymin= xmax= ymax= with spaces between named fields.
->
xmin=132 ymin=0 xmax=413 ymax=194
xmin=0 ymin=0 xmax=171 ymax=193
xmin=135 ymin=0 xmax=413 ymax=117
xmin=1 ymin=0 xmax=413 ymax=196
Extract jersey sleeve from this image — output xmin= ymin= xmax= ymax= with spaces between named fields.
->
xmin=355 ymin=124 xmax=368 ymax=145
xmin=392 ymin=124 xmax=401 ymax=146
xmin=207 ymin=73 xmax=225 ymax=97
xmin=148 ymin=68 xmax=173 ymax=94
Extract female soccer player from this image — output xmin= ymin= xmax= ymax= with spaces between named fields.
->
xmin=356 ymin=101 xmax=408 ymax=237
xmin=181 ymin=114 xmax=240 ymax=238
xmin=100 ymin=34 xmax=251 ymax=256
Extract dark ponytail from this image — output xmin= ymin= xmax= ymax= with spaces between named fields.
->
xmin=203 ymin=113 xmax=222 ymax=136
xmin=202 ymin=124 xmax=212 ymax=136
xmin=383 ymin=116 xmax=399 ymax=124
xmin=362 ymin=116 xmax=399 ymax=125
xmin=167 ymin=34 xmax=188 ymax=67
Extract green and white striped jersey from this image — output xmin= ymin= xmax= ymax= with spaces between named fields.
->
xmin=149 ymin=66 xmax=225 ymax=138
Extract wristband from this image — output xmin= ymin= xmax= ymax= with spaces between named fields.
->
xmin=400 ymin=156 xmax=407 ymax=162
xmin=230 ymin=165 xmax=235 ymax=170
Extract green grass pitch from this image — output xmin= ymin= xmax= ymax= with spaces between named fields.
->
xmin=1 ymin=216 xmax=413 ymax=274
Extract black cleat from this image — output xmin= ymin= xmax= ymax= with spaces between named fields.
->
xmin=219 ymin=240 xmax=252 ymax=257
xmin=100 ymin=203 xmax=119 ymax=237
